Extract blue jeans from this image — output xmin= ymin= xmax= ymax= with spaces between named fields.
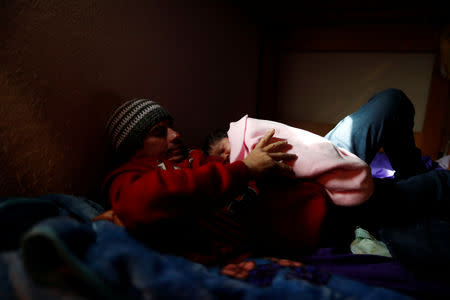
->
xmin=325 ymin=88 xmax=426 ymax=178
xmin=323 ymin=88 xmax=449 ymax=224
xmin=322 ymin=88 xmax=450 ymax=281
xmin=323 ymin=87 xmax=450 ymax=220
xmin=373 ymin=170 xmax=450 ymax=282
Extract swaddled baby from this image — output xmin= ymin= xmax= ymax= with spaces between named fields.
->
xmin=205 ymin=115 xmax=373 ymax=206
xmin=202 ymin=116 xmax=374 ymax=251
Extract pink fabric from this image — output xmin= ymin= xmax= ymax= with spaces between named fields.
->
xmin=228 ymin=115 xmax=374 ymax=206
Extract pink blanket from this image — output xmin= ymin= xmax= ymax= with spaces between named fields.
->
xmin=228 ymin=115 xmax=374 ymax=206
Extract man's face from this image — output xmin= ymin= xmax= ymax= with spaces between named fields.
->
xmin=208 ymin=137 xmax=230 ymax=163
xmin=139 ymin=119 xmax=187 ymax=162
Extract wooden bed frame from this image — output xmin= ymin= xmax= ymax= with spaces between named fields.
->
xmin=257 ymin=24 xmax=450 ymax=160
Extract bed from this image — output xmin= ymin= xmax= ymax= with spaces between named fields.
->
xmin=0 ymin=153 xmax=449 ymax=300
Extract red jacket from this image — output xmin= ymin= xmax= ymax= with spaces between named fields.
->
xmin=103 ymin=149 xmax=254 ymax=264
xmin=102 ymin=149 xmax=327 ymax=264
xmin=104 ymin=149 xmax=251 ymax=228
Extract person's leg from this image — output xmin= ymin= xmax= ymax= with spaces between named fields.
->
xmin=370 ymin=170 xmax=450 ymax=225
xmin=373 ymin=170 xmax=450 ymax=281
xmin=325 ymin=88 xmax=426 ymax=179
xmin=319 ymin=169 xmax=450 ymax=251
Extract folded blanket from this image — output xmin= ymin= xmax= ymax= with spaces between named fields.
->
xmin=20 ymin=217 xmax=416 ymax=300
xmin=228 ymin=115 xmax=374 ymax=206
xmin=0 ymin=194 xmax=104 ymax=252
xmin=1 ymin=195 xmax=448 ymax=300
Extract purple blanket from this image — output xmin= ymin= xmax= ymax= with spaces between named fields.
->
xmin=301 ymin=247 xmax=449 ymax=300
xmin=299 ymin=153 xmax=449 ymax=299
xmin=370 ymin=152 xmax=441 ymax=179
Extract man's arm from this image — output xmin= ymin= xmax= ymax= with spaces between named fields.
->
xmin=108 ymin=129 xmax=297 ymax=230
xmin=109 ymin=160 xmax=249 ymax=228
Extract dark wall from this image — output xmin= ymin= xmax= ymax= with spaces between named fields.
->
xmin=0 ymin=0 xmax=261 ymax=200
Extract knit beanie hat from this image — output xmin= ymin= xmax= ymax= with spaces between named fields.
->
xmin=105 ymin=99 xmax=173 ymax=159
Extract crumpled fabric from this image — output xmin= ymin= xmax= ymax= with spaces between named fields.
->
xmin=350 ymin=227 xmax=392 ymax=257
xmin=228 ymin=115 xmax=374 ymax=206
xmin=21 ymin=218 xmax=415 ymax=300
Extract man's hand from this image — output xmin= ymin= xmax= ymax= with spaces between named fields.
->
xmin=242 ymin=129 xmax=297 ymax=178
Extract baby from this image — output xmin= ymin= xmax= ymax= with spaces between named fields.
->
xmin=204 ymin=116 xmax=373 ymax=208
xmin=202 ymin=118 xmax=373 ymax=249
xmin=202 ymin=129 xmax=230 ymax=163
xmin=202 ymin=128 xmax=257 ymax=221
xmin=202 ymin=126 xmax=327 ymax=251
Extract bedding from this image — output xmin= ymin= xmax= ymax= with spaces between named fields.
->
xmin=0 ymin=156 xmax=448 ymax=300
xmin=370 ymin=152 xmax=442 ymax=179
xmin=0 ymin=196 xmax=424 ymax=300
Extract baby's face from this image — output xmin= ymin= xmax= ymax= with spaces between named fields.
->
xmin=209 ymin=137 xmax=231 ymax=163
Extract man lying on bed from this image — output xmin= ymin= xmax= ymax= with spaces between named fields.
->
xmin=97 ymin=89 xmax=450 ymax=275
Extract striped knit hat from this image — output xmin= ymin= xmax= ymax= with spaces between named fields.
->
xmin=105 ymin=99 xmax=172 ymax=159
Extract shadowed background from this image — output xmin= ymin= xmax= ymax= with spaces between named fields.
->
xmin=0 ymin=0 xmax=260 ymax=203
xmin=1 ymin=0 xmax=448 ymax=204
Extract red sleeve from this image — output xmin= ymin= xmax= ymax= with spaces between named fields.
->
xmin=108 ymin=160 xmax=251 ymax=229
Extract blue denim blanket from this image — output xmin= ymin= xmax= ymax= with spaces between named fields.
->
xmin=0 ymin=194 xmax=422 ymax=300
